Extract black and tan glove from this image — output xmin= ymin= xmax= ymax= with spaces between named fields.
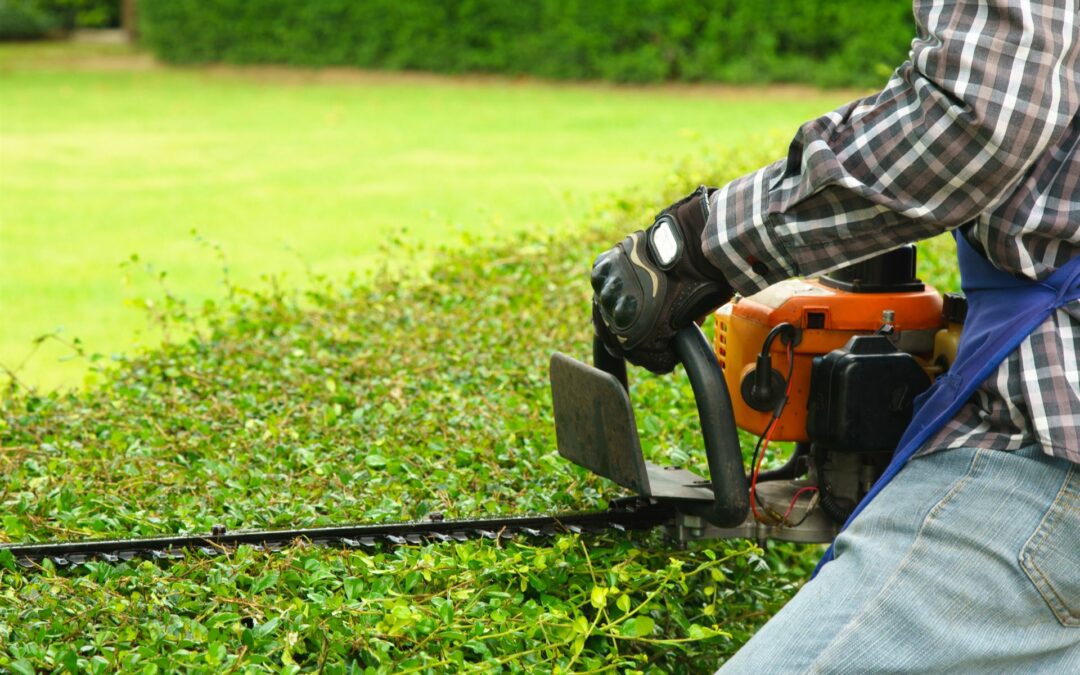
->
xmin=591 ymin=186 xmax=733 ymax=374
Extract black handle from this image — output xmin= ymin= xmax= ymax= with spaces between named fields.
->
xmin=592 ymin=327 xmax=749 ymax=526
xmin=592 ymin=336 xmax=628 ymax=391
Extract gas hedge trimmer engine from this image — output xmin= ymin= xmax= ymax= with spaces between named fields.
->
xmin=551 ymin=245 xmax=963 ymax=544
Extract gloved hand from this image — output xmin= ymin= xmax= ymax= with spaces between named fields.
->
xmin=591 ymin=186 xmax=733 ymax=374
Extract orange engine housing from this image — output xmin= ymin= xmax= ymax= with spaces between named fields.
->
xmin=714 ymin=278 xmax=944 ymax=442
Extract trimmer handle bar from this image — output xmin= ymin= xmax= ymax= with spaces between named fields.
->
xmin=551 ymin=326 xmax=748 ymax=527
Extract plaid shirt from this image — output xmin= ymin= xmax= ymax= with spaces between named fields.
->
xmin=703 ymin=0 xmax=1080 ymax=463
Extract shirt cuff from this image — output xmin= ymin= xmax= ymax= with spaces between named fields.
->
xmin=702 ymin=159 xmax=798 ymax=296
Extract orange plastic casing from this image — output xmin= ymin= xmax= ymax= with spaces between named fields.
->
xmin=714 ymin=279 xmax=943 ymax=442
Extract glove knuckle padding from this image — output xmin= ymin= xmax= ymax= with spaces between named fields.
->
xmin=599 ymin=275 xmax=622 ymax=310
xmin=591 ymin=186 xmax=732 ymax=375
xmin=593 ymin=232 xmax=667 ymax=348
xmin=590 ymin=254 xmax=612 ymax=293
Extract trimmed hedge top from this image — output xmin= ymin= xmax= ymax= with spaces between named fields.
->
xmin=139 ymin=0 xmax=915 ymax=88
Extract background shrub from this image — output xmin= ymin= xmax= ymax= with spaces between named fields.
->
xmin=0 ymin=0 xmax=118 ymax=39
xmin=0 ymin=0 xmax=59 ymax=40
xmin=37 ymin=0 xmax=120 ymax=29
xmin=139 ymin=0 xmax=915 ymax=88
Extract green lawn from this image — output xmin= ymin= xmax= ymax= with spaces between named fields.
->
xmin=0 ymin=42 xmax=851 ymax=390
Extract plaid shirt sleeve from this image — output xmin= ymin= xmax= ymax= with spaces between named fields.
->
xmin=702 ymin=0 xmax=1080 ymax=296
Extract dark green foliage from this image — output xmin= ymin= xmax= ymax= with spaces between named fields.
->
xmin=139 ymin=0 xmax=914 ymax=88
xmin=0 ymin=0 xmax=58 ymax=40
xmin=0 ymin=0 xmax=118 ymax=38
xmin=0 ymin=142 xmax=822 ymax=672
xmin=36 ymin=0 xmax=120 ymax=29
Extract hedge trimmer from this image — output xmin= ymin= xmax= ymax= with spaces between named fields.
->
xmin=3 ymin=247 xmax=960 ymax=569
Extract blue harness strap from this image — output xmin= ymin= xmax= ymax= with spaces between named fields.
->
xmin=815 ymin=230 xmax=1080 ymax=575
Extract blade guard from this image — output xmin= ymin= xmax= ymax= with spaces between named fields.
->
xmin=550 ymin=326 xmax=749 ymax=527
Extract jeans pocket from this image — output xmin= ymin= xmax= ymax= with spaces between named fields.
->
xmin=1020 ymin=466 xmax=1080 ymax=627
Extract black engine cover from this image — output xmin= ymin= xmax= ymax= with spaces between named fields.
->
xmin=807 ymin=335 xmax=931 ymax=453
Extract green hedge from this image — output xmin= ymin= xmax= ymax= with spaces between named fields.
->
xmin=0 ymin=0 xmax=118 ymax=40
xmin=140 ymin=0 xmax=914 ymax=88
xmin=0 ymin=0 xmax=58 ymax=39
xmin=38 ymin=0 xmax=120 ymax=29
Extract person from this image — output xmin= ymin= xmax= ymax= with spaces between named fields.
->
xmin=591 ymin=0 xmax=1079 ymax=671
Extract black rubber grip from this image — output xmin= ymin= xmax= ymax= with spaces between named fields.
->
xmin=592 ymin=336 xmax=628 ymax=391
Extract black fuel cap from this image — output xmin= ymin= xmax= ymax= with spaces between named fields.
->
xmin=820 ymin=245 xmax=925 ymax=293
xmin=942 ymin=292 xmax=967 ymax=324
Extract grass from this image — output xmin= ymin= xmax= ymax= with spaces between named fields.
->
xmin=0 ymin=42 xmax=853 ymax=390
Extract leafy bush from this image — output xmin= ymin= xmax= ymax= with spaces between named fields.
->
xmin=36 ymin=0 xmax=120 ymax=29
xmin=0 ymin=140 xmax=827 ymax=671
xmin=139 ymin=0 xmax=914 ymax=88
xmin=0 ymin=0 xmax=58 ymax=40
xmin=0 ymin=0 xmax=118 ymax=38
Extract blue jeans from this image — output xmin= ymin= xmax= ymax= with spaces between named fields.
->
xmin=719 ymin=445 xmax=1080 ymax=673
